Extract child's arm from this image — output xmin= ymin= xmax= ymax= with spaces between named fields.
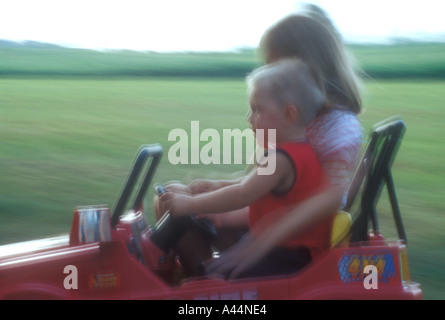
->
xmin=187 ymin=176 xmax=245 ymax=194
xmin=154 ymin=177 xmax=245 ymax=220
xmin=159 ymin=151 xmax=294 ymax=217
xmin=206 ymin=184 xmax=342 ymax=279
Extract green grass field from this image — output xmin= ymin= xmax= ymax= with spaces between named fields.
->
xmin=0 ymin=43 xmax=444 ymax=299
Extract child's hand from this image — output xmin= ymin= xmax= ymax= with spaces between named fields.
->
xmin=204 ymin=234 xmax=254 ymax=278
xmin=159 ymin=191 xmax=195 ymax=217
xmin=188 ymin=179 xmax=219 ymax=194
xmin=153 ymin=182 xmax=191 ymax=219
xmin=165 ymin=182 xmax=191 ymax=194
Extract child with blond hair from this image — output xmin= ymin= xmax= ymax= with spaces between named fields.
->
xmin=159 ymin=58 xmax=334 ymax=278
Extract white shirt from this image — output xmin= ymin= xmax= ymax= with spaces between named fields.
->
xmin=306 ymin=108 xmax=363 ymax=207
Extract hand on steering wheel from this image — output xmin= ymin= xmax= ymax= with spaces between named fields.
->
xmin=150 ymin=184 xmax=217 ymax=252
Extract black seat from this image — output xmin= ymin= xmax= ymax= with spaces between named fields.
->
xmin=345 ymin=117 xmax=407 ymax=244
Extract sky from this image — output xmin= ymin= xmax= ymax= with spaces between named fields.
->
xmin=0 ymin=0 xmax=444 ymax=52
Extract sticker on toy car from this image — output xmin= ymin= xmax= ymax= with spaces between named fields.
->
xmin=337 ymin=252 xmax=397 ymax=284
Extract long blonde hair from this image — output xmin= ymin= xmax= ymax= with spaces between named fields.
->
xmin=259 ymin=6 xmax=363 ymax=114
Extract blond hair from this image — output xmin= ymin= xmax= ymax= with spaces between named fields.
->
xmin=246 ymin=58 xmax=325 ymax=125
xmin=259 ymin=6 xmax=362 ymax=114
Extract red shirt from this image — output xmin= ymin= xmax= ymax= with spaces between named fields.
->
xmin=249 ymin=141 xmax=333 ymax=259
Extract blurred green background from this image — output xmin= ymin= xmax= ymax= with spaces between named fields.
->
xmin=0 ymin=41 xmax=444 ymax=299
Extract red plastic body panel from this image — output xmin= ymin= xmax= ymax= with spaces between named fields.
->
xmin=0 ymin=210 xmax=423 ymax=300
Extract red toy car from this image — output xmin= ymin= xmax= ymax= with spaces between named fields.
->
xmin=0 ymin=118 xmax=423 ymax=300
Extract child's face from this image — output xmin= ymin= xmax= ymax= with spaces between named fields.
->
xmin=247 ymin=84 xmax=285 ymax=145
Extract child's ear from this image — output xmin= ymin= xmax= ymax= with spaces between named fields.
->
xmin=284 ymin=103 xmax=298 ymax=124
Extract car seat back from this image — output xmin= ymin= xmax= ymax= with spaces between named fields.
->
xmin=330 ymin=117 xmax=407 ymax=248
xmin=347 ymin=117 xmax=407 ymax=243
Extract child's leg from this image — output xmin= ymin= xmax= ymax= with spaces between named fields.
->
xmin=176 ymin=231 xmax=213 ymax=277
xmin=175 ymin=224 xmax=248 ymax=277
xmin=174 ymin=209 xmax=249 ymax=277
xmin=232 ymin=246 xmax=311 ymax=279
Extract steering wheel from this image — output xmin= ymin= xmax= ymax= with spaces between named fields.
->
xmin=150 ymin=184 xmax=217 ymax=252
